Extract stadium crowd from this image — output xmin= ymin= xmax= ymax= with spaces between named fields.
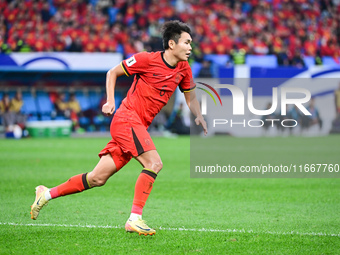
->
xmin=1 ymin=0 xmax=340 ymax=64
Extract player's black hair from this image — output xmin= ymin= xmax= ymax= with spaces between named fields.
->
xmin=161 ymin=20 xmax=191 ymax=50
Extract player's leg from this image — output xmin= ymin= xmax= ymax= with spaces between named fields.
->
xmin=30 ymin=154 xmax=117 ymax=220
xmin=125 ymin=150 xmax=162 ymax=236
xmin=131 ymin=150 xmax=162 ymax=216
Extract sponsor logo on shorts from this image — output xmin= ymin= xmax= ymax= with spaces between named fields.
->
xmin=144 ymin=138 xmax=151 ymax=146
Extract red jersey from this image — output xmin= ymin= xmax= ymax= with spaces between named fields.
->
xmin=119 ymin=51 xmax=195 ymax=127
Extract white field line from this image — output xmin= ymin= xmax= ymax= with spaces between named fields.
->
xmin=0 ymin=222 xmax=339 ymax=237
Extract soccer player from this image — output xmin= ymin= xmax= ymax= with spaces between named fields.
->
xmin=30 ymin=20 xmax=207 ymax=236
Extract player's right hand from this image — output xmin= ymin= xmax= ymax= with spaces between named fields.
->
xmin=195 ymin=116 xmax=208 ymax=136
xmin=102 ymin=101 xmax=115 ymax=116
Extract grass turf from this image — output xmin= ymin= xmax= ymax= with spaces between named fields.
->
xmin=0 ymin=136 xmax=339 ymax=254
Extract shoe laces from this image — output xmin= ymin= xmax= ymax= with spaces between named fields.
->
xmin=137 ymin=219 xmax=149 ymax=228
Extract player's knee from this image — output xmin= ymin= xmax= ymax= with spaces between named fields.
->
xmin=154 ymin=161 xmax=163 ymax=174
xmin=87 ymin=173 xmax=107 ymax=187
xmin=145 ymin=160 xmax=163 ymax=174
xmin=91 ymin=177 xmax=107 ymax=187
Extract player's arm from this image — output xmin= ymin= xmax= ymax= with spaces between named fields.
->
xmin=102 ymin=64 xmax=125 ymax=116
xmin=184 ymin=90 xmax=208 ymax=135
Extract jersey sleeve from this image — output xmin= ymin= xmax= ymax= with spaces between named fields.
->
xmin=120 ymin=52 xmax=150 ymax=77
xmin=179 ymin=63 xmax=196 ymax=93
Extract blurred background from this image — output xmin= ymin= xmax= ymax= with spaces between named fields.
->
xmin=0 ymin=0 xmax=340 ymax=138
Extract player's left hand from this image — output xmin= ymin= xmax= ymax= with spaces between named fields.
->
xmin=195 ymin=116 xmax=208 ymax=135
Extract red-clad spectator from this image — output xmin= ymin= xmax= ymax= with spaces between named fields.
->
xmin=124 ymin=39 xmax=137 ymax=56
xmin=0 ymin=33 xmax=4 ymax=48
xmin=124 ymin=6 xmax=135 ymax=25
xmin=275 ymin=20 xmax=291 ymax=38
xmin=235 ymin=37 xmax=250 ymax=53
xmin=250 ymin=0 xmax=260 ymax=6
xmin=212 ymin=0 xmax=230 ymax=14
xmin=304 ymin=37 xmax=318 ymax=57
xmin=161 ymin=2 xmax=175 ymax=19
xmin=272 ymin=36 xmax=283 ymax=54
xmin=200 ymin=37 xmax=214 ymax=55
xmin=241 ymin=18 xmax=254 ymax=34
xmin=295 ymin=20 xmax=307 ymax=39
xmin=333 ymin=46 xmax=340 ymax=64
xmin=253 ymin=36 xmax=269 ymax=55
xmin=48 ymin=19 xmax=62 ymax=39
xmin=69 ymin=25 xmax=82 ymax=42
xmin=288 ymin=35 xmax=302 ymax=56
xmin=133 ymin=0 xmax=145 ymax=14
xmin=136 ymin=12 xmax=148 ymax=28
xmin=93 ymin=13 xmax=108 ymax=34
xmin=77 ymin=0 xmax=88 ymax=17
xmin=7 ymin=31 xmax=19 ymax=51
xmin=83 ymin=32 xmax=98 ymax=52
xmin=117 ymin=27 xmax=129 ymax=45
xmin=178 ymin=11 xmax=190 ymax=23
xmin=304 ymin=2 xmax=320 ymax=20
xmin=97 ymin=32 xmax=110 ymax=53
xmin=319 ymin=22 xmax=332 ymax=41
xmin=215 ymin=18 xmax=228 ymax=33
xmin=33 ymin=33 xmax=52 ymax=52
xmin=61 ymin=25 xmax=75 ymax=41
xmin=281 ymin=3 xmax=295 ymax=20
xmin=214 ymin=34 xmax=229 ymax=55
xmin=252 ymin=8 xmax=268 ymax=30
xmin=321 ymin=40 xmax=334 ymax=57
xmin=24 ymin=30 xmax=36 ymax=48
xmin=113 ymin=0 xmax=127 ymax=9
xmin=80 ymin=25 xmax=90 ymax=45
xmin=0 ymin=0 xmax=7 ymax=12
xmin=53 ymin=34 xmax=66 ymax=52
xmin=146 ymin=4 xmax=161 ymax=23
xmin=3 ymin=3 xmax=19 ymax=24
xmin=107 ymin=34 xmax=118 ymax=52
xmin=220 ymin=32 xmax=233 ymax=54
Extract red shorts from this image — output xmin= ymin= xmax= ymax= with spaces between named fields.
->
xmin=98 ymin=112 xmax=156 ymax=170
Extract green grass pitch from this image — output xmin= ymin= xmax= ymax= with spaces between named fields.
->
xmin=0 ymin=136 xmax=339 ymax=254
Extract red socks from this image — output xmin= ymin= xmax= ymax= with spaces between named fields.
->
xmin=49 ymin=169 xmax=157 ymax=217
xmin=50 ymin=173 xmax=91 ymax=199
xmin=131 ymin=169 xmax=157 ymax=215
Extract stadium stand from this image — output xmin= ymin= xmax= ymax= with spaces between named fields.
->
xmin=21 ymin=93 xmax=38 ymax=117
xmin=36 ymin=91 xmax=54 ymax=118
xmin=0 ymin=87 xmax=119 ymax=132
xmin=1 ymin=0 xmax=339 ymax=63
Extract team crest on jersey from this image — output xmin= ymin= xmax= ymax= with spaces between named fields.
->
xmin=126 ymin=56 xmax=137 ymax=67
